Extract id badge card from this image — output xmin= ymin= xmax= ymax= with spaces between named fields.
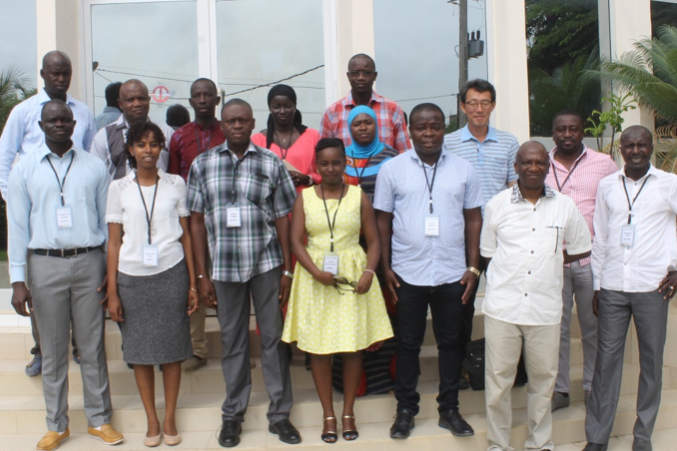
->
xmin=56 ymin=206 xmax=73 ymax=229
xmin=424 ymin=215 xmax=440 ymax=237
xmin=226 ymin=205 xmax=241 ymax=228
xmin=323 ymin=253 xmax=339 ymax=275
xmin=620 ymin=223 xmax=635 ymax=248
xmin=143 ymin=244 xmax=159 ymax=266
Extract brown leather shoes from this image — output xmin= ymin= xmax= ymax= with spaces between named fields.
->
xmin=36 ymin=429 xmax=70 ymax=450
xmin=87 ymin=424 xmax=124 ymax=445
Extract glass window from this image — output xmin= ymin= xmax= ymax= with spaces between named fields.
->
xmin=215 ymin=0 xmax=325 ymax=130
xmin=651 ymin=1 xmax=677 ymax=34
xmin=0 ymin=0 xmax=37 ymax=89
xmin=90 ymin=1 xmax=198 ymax=126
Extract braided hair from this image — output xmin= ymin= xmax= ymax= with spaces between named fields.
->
xmin=265 ymin=84 xmax=307 ymax=148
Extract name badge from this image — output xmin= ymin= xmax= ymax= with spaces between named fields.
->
xmin=425 ymin=216 xmax=440 ymax=237
xmin=56 ymin=206 xmax=72 ymax=229
xmin=620 ymin=223 xmax=635 ymax=248
xmin=143 ymin=244 xmax=159 ymax=266
xmin=226 ymin=206 xmax=241 ymax=228
xmin=323 ymin=253 xmax=339 ymax=275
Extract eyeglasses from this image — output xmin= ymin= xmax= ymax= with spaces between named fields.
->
xmin=333 ymin=277 xmax=358 ymax=294
xmin=463 ymin=100 xmax=493 ymax=109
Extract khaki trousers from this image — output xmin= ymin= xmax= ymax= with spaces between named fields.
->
xmin=485 ymin=315 xmax=560 ymax=451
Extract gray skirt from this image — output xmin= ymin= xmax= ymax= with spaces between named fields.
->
xmin=117 ymin=259 xmax=192 ymax=365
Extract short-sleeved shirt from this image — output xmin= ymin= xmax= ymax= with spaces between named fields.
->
xmin=168 ymin=120 xmax=226 ymax=181
xmin=480 ymin=185 xmax=592 ymax=325
xmin=373 ymin=149 xmax=482 ymax=286
xmin=320 ymin=91 xmax=410 ymax=153
xmin=443 ymin=125 xmax=518 ymax=206
xmin=187 ymin=142 xmax=296 ymax=282
xmin=106 ymin=170 xmax=190 ymax=276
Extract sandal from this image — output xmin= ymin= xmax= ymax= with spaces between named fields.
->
xmin=321 ymin=416 xmax=338 ymax=443
xmin=342 ymin=414 xmax=359 ymax=440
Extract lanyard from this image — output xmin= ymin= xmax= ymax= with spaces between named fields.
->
xmin=320 ymin=184 xmax=346 ymax=252
xmin=46 ymin=152 xmax=75 ymax=206
xmin=194 ymin=128 xmax=212 ymax=155
xmin=135 ymin=174 xmax=159 ymax=244
xmin=229 ymin=151 xmax=250 ymax=200
xmin=355 ymin=155 xmax=374 ymax=187
xmin=421 ymin=160 xmax=439 ymax=214
xmin=551 ymin=155 xmax=583 ymax=191
xmin=621 ymin=174 xmax=650 ymax=224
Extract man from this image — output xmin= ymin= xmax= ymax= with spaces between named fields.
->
xmin=481 ymin=141 xmax=591 ymax=451
xmin=168 ymin=78 xmax=225 ymax=371
xmin=320 ymin=53 xmax=410 ymax=152
xmin=546 ymin=111 xmax=618 ymax=412
xmin=7 ymin=100 xmax=123 ymax=450
xmin=95 ymin=82 xmax=122 ymax=130
xmin=374 ymin=103 xmax=482 ymax=439
xmin=92 ymin=79 xmax=172 ymax=179
xmin=0 ymin=50 xmax=96 ymax=377
xmin=187 ymin=99 xmax=300 ymax=447
xmin=584 ymin=126 xmax=677 ymax=451
xmin=443 ymin=78 xmax=520 ymax=385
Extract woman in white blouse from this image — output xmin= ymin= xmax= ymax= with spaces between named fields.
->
xmin=106 ymin=121 xmax=198 ymax=447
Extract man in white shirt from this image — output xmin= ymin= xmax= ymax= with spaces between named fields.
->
xmin=583 ymin=126 xmax=677 ymax=451
xmin=480 ymin=141 xmax=591 ymax=451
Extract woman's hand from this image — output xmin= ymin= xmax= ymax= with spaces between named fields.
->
xmin=355 ymin=270 xmax=374 ymax=294
xmin=187 ymin=288 xmax=199 ymax=316
xmin=289 ymin=170 xmax=311 ymax=187
xmin=314 ymin=271 xmax=335 ymax=286
xmin=108 ymin=294 xmax=124 ymax=323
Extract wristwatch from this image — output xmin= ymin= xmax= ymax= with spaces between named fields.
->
xmin=467 ymin=266 xmax=481 ymax=277
xmin=282 ymin=270 xmax=294 ymax=279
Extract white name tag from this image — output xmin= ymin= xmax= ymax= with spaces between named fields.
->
xmin=143 ymin=244 xmax=159 ymax=266
xmin=620 ymin=223 xmax=635 ymax=248
xmin=323 ymin=253 xmax=339 ymax=275
xmin=424 ymin=215 xmax=440 ymax=237
xmin=226 ymin=206 xmax=241 ymax=228
xmin=56 ymin=206 xmax=72 ymax=229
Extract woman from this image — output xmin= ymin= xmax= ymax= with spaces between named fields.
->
xmin=251 ymin=84 xmax=320 ymax=191
xmin=343 ymin=105 xmax=399 ymax=200
xmin=106 ymin=122 xmax=198 ymax=448
xmin=282 ymin=138 xmax=393 ymax=442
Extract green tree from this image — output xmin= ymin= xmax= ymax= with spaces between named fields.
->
xmin=0 ymin=69 xmax=35 ymax=133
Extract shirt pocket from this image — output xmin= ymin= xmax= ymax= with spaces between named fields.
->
xmin=244 ymin=172 xmax=273 ymax=207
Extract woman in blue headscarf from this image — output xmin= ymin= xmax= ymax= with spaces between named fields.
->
xmin=343 ymin=105 xmax=399 ymax=200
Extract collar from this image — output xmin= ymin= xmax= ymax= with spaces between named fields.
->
xmin=192 ymin=119 xmax=221 ymax=132
xmin=619 ymin=164 xmax=656 ymax=182
xmin=460 ymin=124 xmax=497 ymax=143
xmin=38 ymin=143 xmax=75 ymax=161
xmin=549 ymin=146 xmax=588 ymax=167
xmin=218 ymin=141 xmax=257 ymax=156
xmin=342 ymin=91 xmax=384 ymax=108
xmin=408 ymin=148 xmax=446 ymax=167
xmin=37 ymin=88 xmax=75 ymax=107
xmin=128 ymin=168 xmax=167 ymax=182
xmin=510 ymin=183 xmax=556 ymax=204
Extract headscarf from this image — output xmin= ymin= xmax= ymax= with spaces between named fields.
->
xmin=265 ymin=84 xmax=307 ymax=148
xmin=345 ymin=105 xmax=386 ymax=179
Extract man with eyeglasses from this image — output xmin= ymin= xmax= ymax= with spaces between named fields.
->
xmin=320 ymin=53 xmax=410 ymax=153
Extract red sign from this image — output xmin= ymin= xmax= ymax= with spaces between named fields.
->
xmin=151 ymin=85 xmax=170 ymax=103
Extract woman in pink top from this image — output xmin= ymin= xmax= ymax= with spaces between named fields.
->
xmin=251 ymin=84 xmax=320 ymax=192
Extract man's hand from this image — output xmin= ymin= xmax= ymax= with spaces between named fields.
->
xmin=289 ymin=170 xmax=311 ymax=187
xmin=11 ymin=282 xmax=32 ymax=317
xmin=199 ymin=277 xmax=217 ymax=309
xmin=97 ymin=276 xmax=108 ymax=307
xmin=460 ymin=270 xmax=479 ymax=304
xmin=279 ymin=274 xmax=292 ymax=307
xmin=355 ymin=271 xmax=374 ymax=294
xmin=108 ymin=294 xmax=124 ymax=322
xmin=658 ymin=271 xmax=677 ymax=300
xmin=592 ymin=290 xmax=600 ymax=316
xmin=383 ymin=268 xmax=400 ymax=304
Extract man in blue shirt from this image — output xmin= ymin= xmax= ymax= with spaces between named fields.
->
xmin=7 ymin=100 xmax=122 ymax=451
xmin=374 ymin=103 xmax=483 ymax=440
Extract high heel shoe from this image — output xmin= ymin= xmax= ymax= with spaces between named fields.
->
xmin=321 ymin=416 xmax=337 ymax=443
xmin=342 ymin=414 xmax=359 ymax=440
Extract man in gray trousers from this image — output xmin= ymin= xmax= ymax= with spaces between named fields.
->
xmin=584 ymin=125 xmax=677 ymax=451
xmin=7 ymin=100 xmax=123 ymax=450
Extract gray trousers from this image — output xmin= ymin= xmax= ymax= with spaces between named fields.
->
xmin=28 ymin=249 xmax=112 ymax=432
xmin=214 ymin=267 xmax=292 ymax=424
xmin=585 ymin=289 xmax=668 ymax=451
xmin=556 ymin=261 xmax=596 ymax=393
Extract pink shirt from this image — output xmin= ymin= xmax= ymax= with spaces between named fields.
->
xmin=546 ymin=146 xmax=618 ymax=265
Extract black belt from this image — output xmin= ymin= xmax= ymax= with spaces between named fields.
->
xmin=31 ymin=245 xmax=102 ymax=258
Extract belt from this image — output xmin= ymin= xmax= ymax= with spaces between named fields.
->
xmin=31 ymin=245 xmax=102 ymax=258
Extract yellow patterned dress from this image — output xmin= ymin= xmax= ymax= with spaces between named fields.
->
xmin=282 ymin=184 xmax=393 ymax=354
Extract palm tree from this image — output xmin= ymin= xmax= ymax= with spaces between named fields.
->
xmin=0 ymin=68 xmax=35 ymax=133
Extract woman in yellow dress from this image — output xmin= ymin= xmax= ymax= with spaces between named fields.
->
xmin=282 ymin=138 xmax=393 ymax=443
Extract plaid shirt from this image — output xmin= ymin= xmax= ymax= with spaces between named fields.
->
xmin=187 ymin=142 xmax=296 ymax=282
xmin=320 ymin=91 xmax=410 ymax=153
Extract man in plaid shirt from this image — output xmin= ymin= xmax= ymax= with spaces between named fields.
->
xmin=187 ymin=99 xmax=300 ymax=447
xmin=320 ymin=53 xmax=410 ymax=153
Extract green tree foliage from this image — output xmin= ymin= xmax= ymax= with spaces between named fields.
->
xmin=0 ymin=69 xmax=35 ymax=134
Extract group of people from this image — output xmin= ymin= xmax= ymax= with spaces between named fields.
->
xmin=1 ymin=49 xmax=675 ymax=451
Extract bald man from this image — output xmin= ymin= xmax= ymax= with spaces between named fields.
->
xmin=480 ymin=141 xmax=591 ymax=451
xmin=92 ymin=79 xmax=172 ymax=179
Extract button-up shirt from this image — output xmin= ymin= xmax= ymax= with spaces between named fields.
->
xmin=0 ymin=89 xmax=96 ymax=198
xmin=168 ymin=120 xmax=226 ymax=180
xmin=480 ymin=185 xmax=591 ymax=325
xmin=187 ymin=142 xmax=296 ymax=282
xmin=95 ymin=106 xmax=121 ymax=130
xmin=443 ymin=125 xmax=519 ymax=206
xmin=592 ymin=166 xmax=677 ymax=292
xmin=373 ymin=149 xmax=482 ymax=286
xmin=320 ymin=91 xmax=410 ymax=153
xmin=7 ymin=145 xmax=109 ymax=283
xmin=545 ymin=147 xmax=618 ymax=266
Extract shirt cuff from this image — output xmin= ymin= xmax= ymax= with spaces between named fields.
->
xmin=592 ymin=277 xmax=600 ymax=291
xmin=9 ymin=264 xmax=26 ymax=284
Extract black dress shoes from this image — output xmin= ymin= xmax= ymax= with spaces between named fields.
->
xmin=269 ymin=419 xmax=302 ymax=444
xmin=390 ymin=409 xmax=415 ymax=439
xmin=218 ymin=419 xmax=242 ymax=448
xmin=582 ymin=443 xmax=608 ymax=451
xmin=439 ymin=409 xmax=474 ymax=437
